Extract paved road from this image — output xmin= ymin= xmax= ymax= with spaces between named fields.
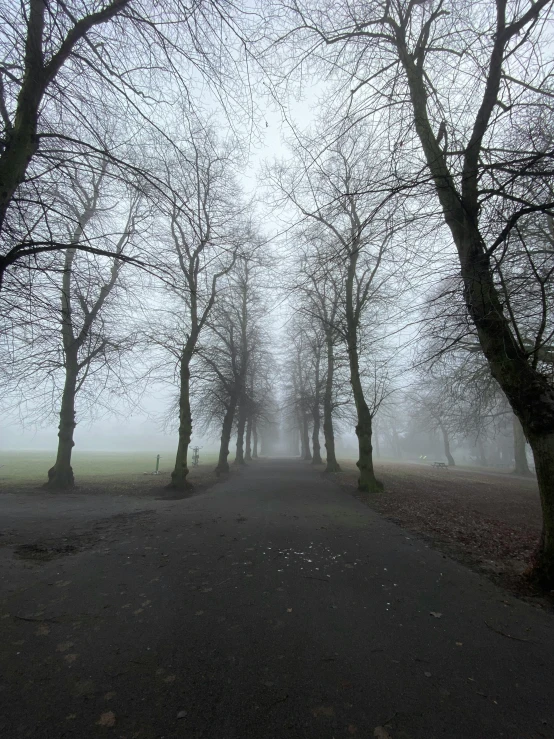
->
xmin=1 ymin=459 xmax=553 ymax=738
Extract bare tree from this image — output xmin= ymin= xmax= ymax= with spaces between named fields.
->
xmin=269 ymin=127 xmax=400 ymax=491
xmin=268 ymin=0 xmax=554 ymax=583
xmin=1 ymin=158 xmax=143 ymax=487
xmin=148 ymin=128 xmax=244 ymax=489
xmin=0 ymin=0 xmax=256 ymax=288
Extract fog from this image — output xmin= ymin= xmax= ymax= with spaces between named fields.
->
xmin=0 ymin=0 xmax=550 ymax=553
xmin=3 ymin=4 xmax=554 ymax=735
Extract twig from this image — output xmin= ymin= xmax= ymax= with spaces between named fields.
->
xmin=14 ymin=615 xmax=60 ymax=623
xmin=214 ymin=577 xmax=232 ymax=586
xmin=484 ymin=621 xmax=532 ymax=642
xmin=302 ymin=575 xmax=329 ymax=582
xmin=262 ymin=693 xmax=289 ymax=712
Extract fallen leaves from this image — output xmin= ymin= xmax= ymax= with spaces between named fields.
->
xmin=373 ymin=728 xmax=392 ymax=739
xmin=312 ymin=705 xmax=335 ymax=717
xmin=430 ymin=612 xmax=442 ymax=619
xmin=56 ymin=641 xmax=74 ymax=652
xmin=97 ymin=711 xmax=116 ymax=727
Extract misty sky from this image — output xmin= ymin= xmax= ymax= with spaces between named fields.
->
xmin=1 ymin=96 xmax=317 ymax=453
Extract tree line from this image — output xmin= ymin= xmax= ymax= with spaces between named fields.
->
xmin=2 ymin=1 xmax=554 ymax=588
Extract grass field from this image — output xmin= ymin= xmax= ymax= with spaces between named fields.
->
xmin=0 ymin=450 xmax=220 ymax=484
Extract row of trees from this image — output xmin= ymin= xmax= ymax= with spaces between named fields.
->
xmin=1 ymin=115 xmax=278 ymax=488
xmin=0 ymin=2 xmax=278 ymax=490
xmin=3 ymin=1 xmax=554 ymax=587
xmin=257 ymin=0 xmax=554 ymax=585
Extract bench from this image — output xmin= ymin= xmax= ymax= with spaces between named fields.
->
xmin=432 ymin=461 xmax=448 ymax=468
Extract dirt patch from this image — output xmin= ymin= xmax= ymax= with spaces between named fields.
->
xmin=7 ymin=509 xmax=156 ymax=563
xmin=14 ymin=543 xmax=79 ymax=561
xmin=336 ymin=460 xmax=547 ymax=600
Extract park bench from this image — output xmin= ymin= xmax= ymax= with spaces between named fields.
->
xmin=431 ymin=461 xmax=448 ymax=468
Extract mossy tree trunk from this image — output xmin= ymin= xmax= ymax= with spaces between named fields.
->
xmin=171 ymin=341 xmax=196 ymax=489
xmin=345 ymin=235 xmax=382 ymax=493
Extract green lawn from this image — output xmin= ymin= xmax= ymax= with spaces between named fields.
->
xmin=0 ymin=450 xmax=220 ymax=483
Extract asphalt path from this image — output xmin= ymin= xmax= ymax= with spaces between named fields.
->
xmin=1 ymin=458 xmax=553 ymax=738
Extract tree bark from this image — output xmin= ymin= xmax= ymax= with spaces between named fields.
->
xmin=513 ymin=415 xmax=531 ymax=476
xmin=252 ymin=417 xmax=258 ymax=459
xmin=234 ymin=398 xmax=247 ymax=465
xmin=245 ymin=415 xmax=252 ymax=461
xmin=302 ymin=413 xmax=312 ymax=461
xmin=399 ymin=29 xmax=554 ymax=582
xmin=322 ymin=333 xmax=341 ymax=473
xmin=350 ymin=358 xmax=381 ymax=492
xmin=345 ymin=240 xmax=381 ymax=493
xmin=312 ymin=409 xmax=322 ymax=464
xmin=47 ymin=358 xmax=78 ymax=489
xmin=170 ymin=344 xmax=194 ymax=488
xmin=215 ymin=396 xmax=237 ymax=475
xmin=311 ymin=352 xmax=322 ymax=464
xmin=439 ymin=423 xmax=456 ymax=467
xmin=528 ymin=432 xmax=554 ymax=584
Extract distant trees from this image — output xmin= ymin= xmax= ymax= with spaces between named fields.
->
xmin=189 ymin=246 xmax=271 ymax=474
xmin=269 ymin=125 xmax=401 ymax=490
xmin=149 ymin=126 xmax=244 ymax=489
xmin=289 ymin=240 xmax=344 ymax=471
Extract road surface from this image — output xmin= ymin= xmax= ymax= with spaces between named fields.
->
xmin=1 ymin=458 xmax=553 ymax=738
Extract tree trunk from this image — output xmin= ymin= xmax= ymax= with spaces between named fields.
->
xmin=252 ymin=418 xmax=258 ymax=459
xmin=512 ymin=415 xmax=531 ymax=476
xmin=235 ymin=398 xmax=247 ymax=465
xmin=312 ymin=409 xmax=322 ymax=464
xmin=439 ymin=423 xmax=456 ymax=467
xmin=323 ymin=333 xmax=341 ymax=473
xmin=351 ymin=371 xmax=381 ymax=492
xmin=47 ymin=360 xmax=78 ymax=489
xmin=310 ymin=346 xmax=322 ymax=464
xmin=215 ymin=396 xmax=237 ymax=475
xmin=245 ymin=416 xmax=252 ymax=461
xmin=401 ymin=43 xmax=554 ymax=582
xmin=170 ymin=348 xmax=194 ymax=488
xmin=346 ymin=319 xmax=381 ymax=492
xmin=528 ymin=433 xmax=554 ymax=584
xmin=302 ymin=413 xmax=312 ymax=461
